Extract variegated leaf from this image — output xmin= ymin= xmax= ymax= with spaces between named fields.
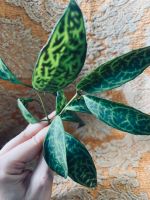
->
xmin=83 ymin=95 xmax=150 ymax=135
xmin=77 ymin=46 xmax=150 ymax=93
xmin=17 ymin=98 xmax=39 ymax=124
xmin=0 ymin=58 xmax=22 ymax=85
xmin=65 ymin=132 xmax=97 ymax=187
xmin=32 ymin=0 xmax=87 ymax=92
xmin=43 ymin=116 xmax=68 ymax=178
xmin=56 ymin=90 xmax=67 ymax=114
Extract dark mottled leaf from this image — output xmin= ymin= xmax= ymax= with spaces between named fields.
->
xmin=83 ymin=95 xmax=150 ymax=135
xmin=32 ymin=0 xmax=87 ymax=92
xmin=77 ymin=46 xmax=150 ymax=93
xmin=0 ymin=58 xmax=22 ymax=84
xmin=61 ymin=111 xmax=85 ymax=127
xmin=56 ymin=90 xmax=67 ymax=114
xmin=66 ymin=96 xmax=91 ymax=114
xmin=43 ymin=116 xmax=68 ymax=178
xmin=65 ymin=132 xmax=97 ymax=187
xmin=17 ymin=98 xmax=39 ymax=124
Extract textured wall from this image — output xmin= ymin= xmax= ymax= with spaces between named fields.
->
xmin=0 ymin=0 xmax=150 ymax=199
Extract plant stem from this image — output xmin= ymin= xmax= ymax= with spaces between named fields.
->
xmin=59 ymin=92 xmax=79 ymax=115
xmin=35 ymin=91 xmax=50 ymax=124
xmin=21 ymin=82 xmax=33 ymax=88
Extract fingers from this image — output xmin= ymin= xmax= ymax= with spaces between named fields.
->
xmin=26 ymin=156 xmax=53 ymax=200
xmin=0 ymin=126 xmax=50 ymax=172
xmin=0 ymin=123 xmax=46 ymax=156
xmin=0 ymin=111 xmax=55 ymax=156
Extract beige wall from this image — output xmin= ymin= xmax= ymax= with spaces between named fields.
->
xmin=0 ymin=0 xmax=150 ymax=199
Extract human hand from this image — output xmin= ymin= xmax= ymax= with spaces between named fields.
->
xmin=0 ymin=112 xmax=55 ymax=200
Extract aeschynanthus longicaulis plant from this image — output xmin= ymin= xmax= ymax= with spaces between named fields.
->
xmin=1 ymin=0 xmax=150 ymax=188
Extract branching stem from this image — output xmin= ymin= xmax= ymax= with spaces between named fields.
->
xmin=59 ymin=92 xmax=79 ymax=115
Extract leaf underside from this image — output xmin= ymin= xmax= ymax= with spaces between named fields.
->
xmin=77 ymin=46 xmax=150 ymax=93
xmin=43 ymin=116 xmax=68 ymax=178
xmin=65 ymin=132 xmax=97 ymax=188
xmin=32 ymin=0 xmax=87 ymax=92
xmin=17 ymin=98 xmax=39 ymax=124
xmin=83 ymin=95 xmax=150 ymax=135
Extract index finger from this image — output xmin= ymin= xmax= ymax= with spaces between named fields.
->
xmin=0 ymin=111 xmax=55 ymax=155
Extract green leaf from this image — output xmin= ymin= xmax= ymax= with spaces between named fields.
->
xmin=0 ymin=59 xmax=32 ymax=88
xmin=0 ymin=58 xmax=22 ymax=84
xmin=61 ymin=111 xmax=85 ymax=127
xmin=66 ymin=96 xmax=91 ymax=114
xmin=32 ymin=0 xmax=87 ymax=92
xmin=43 ymin=116 xmax=68 ymax=178
xmin=65 ymin=132 xmax=97 ymax=187
xmin=83 ymin=95 xmax=150 ymax=135
xmin=56 ymin=90 xmax=67 ymax=114
xmin=17 ymin=98 xmax=39 ymax=124
xmin=77 ymin=46 xmax=150 ymax=93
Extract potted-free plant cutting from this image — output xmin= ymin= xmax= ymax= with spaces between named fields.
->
xmin=1 ymin=0 xmax=150 ymax=188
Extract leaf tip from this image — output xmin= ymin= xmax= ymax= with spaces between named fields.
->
xmin=89 ymin=178 xmax=97 ymax=188
xmin=60 ymin=168 xmax=68 ymax=179
xmin=81 ymin=176 xmax=97 ymax=188
xmin=70 ymin=0 xmax=76 ymax=4
xmin=85 ymin=176 xmax=97 ymax=188
xmin=86 ymin=168 xmax=97 ymax=188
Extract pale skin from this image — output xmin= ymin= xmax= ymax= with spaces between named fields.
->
xmin=0 ymin=112 xmax=55 ymax=200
